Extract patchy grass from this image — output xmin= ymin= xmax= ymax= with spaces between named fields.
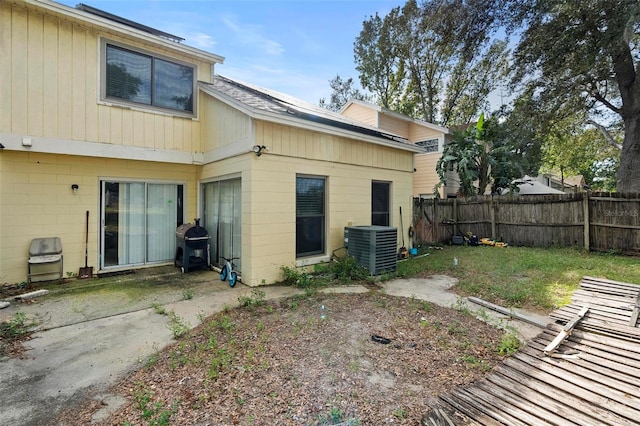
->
xmin=398 ymin=246 xmax=640 ymax=312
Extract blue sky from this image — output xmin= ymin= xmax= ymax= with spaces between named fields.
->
xmin=58 ymin=0 xmax=404 ymax=105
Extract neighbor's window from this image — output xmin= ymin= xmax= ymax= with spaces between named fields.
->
xmin=296 ymin=176 xmax=326 ymax=258
xmin=372 ymin=181 xmax=390 ymax=226
xmin=415 ymin=138 xmax=439 ymax=153
xmin=104 ymin=43 xmax=194 ymax=113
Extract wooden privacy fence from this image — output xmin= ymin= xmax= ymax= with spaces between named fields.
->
xmin=412 ymin=192 xmax=640 ymax=254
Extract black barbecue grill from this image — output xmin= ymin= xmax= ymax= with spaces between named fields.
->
xmin=174 ymin=218 xmax=211 ymax=273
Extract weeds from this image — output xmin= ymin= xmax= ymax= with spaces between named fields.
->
xmin=0 ymin=312 xmax=38 ymax=358
xmin=182 ymin=288 xmax=194 ymax=300
xmin=133 ymin=383 xmax=177 ymax=425
xmin=497 ymin=332 xmax=521 ymax=355
xmin=151 ymin=303 xmax=167 ymax=315
xmin=150 ymin=303 xmax=191 ymax=339
xmin=314 ymin=406 xmax=360 ymax=425
xmin=238 ymin=289 xmax=266 ymax=310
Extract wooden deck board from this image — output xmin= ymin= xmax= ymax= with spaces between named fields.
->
xmin=433 ymin=276 xmax=640 ymax=425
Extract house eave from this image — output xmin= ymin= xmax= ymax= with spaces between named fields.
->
xmin=199 ymin=84 xmax=424 ymax=154
xmin=22 ymin=0 xmax=224 ymax=65
xmin=342 ymin=99 xmax=451 ymax=135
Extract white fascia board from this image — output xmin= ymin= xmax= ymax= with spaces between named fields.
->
xmin=0 ymin=134 xmax=204 ymax=164
xmin=199 ymin=86 xmax=424 ymax=155
xmin=29 ymin=0 xmax=224 ymax=65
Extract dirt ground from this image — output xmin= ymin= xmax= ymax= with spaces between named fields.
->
xmin=54 ymin=291 xmax=511 ymax=425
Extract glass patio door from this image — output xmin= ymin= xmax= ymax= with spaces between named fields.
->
xmin=101 ymin=181 xmax=183 ymax=269
xmin=203 ymin=178 xmax=241 ymax=272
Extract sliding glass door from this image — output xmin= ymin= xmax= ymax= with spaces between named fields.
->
xmin=202 ymin=178 xmax=241 ymax=272
xmin=101 ymin=181 xmax=183 ymax=269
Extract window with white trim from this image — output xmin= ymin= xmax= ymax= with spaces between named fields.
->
xmin=103 ymin=42 xmax=195 ymax=114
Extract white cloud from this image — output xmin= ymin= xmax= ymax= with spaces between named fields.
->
xmin=221 ymin=14 xmax=284 ymax=56
xmin=186 ymin=32 xmax=217 ymax=49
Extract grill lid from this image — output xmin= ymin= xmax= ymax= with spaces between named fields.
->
xmin=176 ymin=218 xmax=209 ymax=240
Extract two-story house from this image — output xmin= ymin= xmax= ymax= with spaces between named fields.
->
xmin=0 ymin=0 xmax=423 ymax=286
xmin=340 ymin=100 xmax=454 ymax=198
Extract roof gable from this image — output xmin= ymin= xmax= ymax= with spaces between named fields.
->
xmin=341 ymin=99 xmax=451 ymax=135
xmin=200 ymin=76 xmax=424 ymax=154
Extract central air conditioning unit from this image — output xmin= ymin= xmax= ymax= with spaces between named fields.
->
xmin=344 ymin=226 xmax=397 ymax=275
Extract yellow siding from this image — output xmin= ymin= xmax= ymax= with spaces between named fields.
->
xmin=408 ymin=123 xmax=443 ymax=143
xmin=200 ymin=95 xmax=252 ymax=152
xmin=1 ymin=2 xmax=213 ymax=153
xmin=413 ymin=153 xmax=442 ymax=197
xmin=341 ymin=103 xmax=377 ymax=126
xmin=0 ymin=151 xmax=198 ymax=284
xmin=257 ymin=122 xmax=413 ymax=172
xmin=201 ymin=121 xmax=415 ymax=286
xmin=378 ymin=114 xmax=410 ymax=138
xmin=0 ymin=2 xmax=11 ymax=132
xmin=202 ymin=153 xmax=413 ymax=287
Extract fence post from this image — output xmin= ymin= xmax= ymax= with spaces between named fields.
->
xmin=583 ymin=192 xmax=590 ymax=251
xmin=453 ymin=198 xmax=458 ymax=228
xmin=490 ymin=197 xmax=496 ymax=240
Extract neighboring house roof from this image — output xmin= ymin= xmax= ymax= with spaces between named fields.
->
xmin=200 ymin=76 xmax=424 ymax=153
xmin=502 ymin=176 xmax=565 ymax=195
xmin=341 ymin=99 xmax=451 ymax=135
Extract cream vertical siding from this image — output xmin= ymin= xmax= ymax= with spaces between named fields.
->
xmin=413 ymin=153 xmax=443 ymax=197
xmin=200 ymin=119 xmax=415 ymax=287
xmin=200 ymin=95 xmax=253 ymax=153
xmin=378 ymin=114 xmax=410 ymax=138
xmin=0 ymin=151 xmax=199 ymax=284
xmin=0 ymin=1 xmax=210 ymax=152
xmin=407 ymin=124 xmax=443 ymax=144
xmin=340 ymin=103 xmax=378 ymax=127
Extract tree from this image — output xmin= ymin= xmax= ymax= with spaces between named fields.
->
xmin=541 ymin=115 xmax=621 ymax=189
xmin=440 ymin=40 xmax=510 ymax=126
xmin=353 ymin=12 xmax=405 ymax=110
xmin=354 ymin=0 xmax=510 ymax=125
xmin=436 ymin=114 xmax=527 ymax=196
xmin=509 ymin=0 xmax=640 ymax=191
xmin=318 ymin=75 xmax=371 ymax=112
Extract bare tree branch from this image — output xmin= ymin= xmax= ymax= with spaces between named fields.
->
xmin=586 ymin=119 xmax=623 ymax=150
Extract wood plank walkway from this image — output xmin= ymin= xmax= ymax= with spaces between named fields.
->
xmin=425 ymin=277 xmax=640 ymax=426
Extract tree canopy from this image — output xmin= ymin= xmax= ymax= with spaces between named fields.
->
xmin=509 ymin=0 xmax=640 ymax=191
xmin=353 ymin=0 xmax=510 ymax=126
xmin=318 ymin=75 xmax=372 ymax=112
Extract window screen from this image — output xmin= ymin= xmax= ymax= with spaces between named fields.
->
xmin=105 ymin=44 xmax=194 ymax=113
xmin=296 ymin=176 xmax=325 ymax=257
xmin=372 ymin=181 xmax=390 ymax=226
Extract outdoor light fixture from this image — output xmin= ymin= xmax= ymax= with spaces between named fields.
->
xmin=252 ymin=145 xmax=268 ymax=157
xmin=71 ymin=184 xmax=79 ymax=192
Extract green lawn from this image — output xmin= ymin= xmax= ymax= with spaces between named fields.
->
xmin=397 ymin=246 xmax=640 ymax=313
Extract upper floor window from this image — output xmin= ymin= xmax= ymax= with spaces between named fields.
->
xmin=104 ymin=43 xmax=195 ymax=114
xmin=415 ymin=138 xmax=439 ymax=153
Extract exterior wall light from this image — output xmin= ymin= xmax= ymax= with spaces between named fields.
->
xmin=252 ymin=145 xmax=268 ymax=157
xmin=71 ymin=184 xmax=79 ymax=192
